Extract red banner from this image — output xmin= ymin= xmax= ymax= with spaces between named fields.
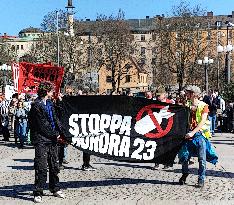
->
xmin=12 ymin=62 xmax=64 ymax=96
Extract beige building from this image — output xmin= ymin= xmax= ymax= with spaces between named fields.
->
xmin=1 ymin=27 xmax=43 ymax=59
xmin=99 ymin=57 xmax=148 ymax=94
xmin=2 ymin=11 xmax=234 ymax=92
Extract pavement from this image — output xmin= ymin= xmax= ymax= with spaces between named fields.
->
xmin=0 ymin=132 xmax=234 ymax=205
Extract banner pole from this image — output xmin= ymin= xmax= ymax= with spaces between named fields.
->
xmin=56 ymin=11 xmax=60 ymax=67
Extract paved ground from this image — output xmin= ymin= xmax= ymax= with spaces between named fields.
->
xmin=0 ymin=133 xmax=234 ymax=205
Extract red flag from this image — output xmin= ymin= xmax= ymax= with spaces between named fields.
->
xmin=12 ymin=62 xmax=64 ymax=97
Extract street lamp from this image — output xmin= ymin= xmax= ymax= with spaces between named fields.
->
xmin=198 ymin=57 xmax=213 ymax=94
xmin=217 ymin=43 xmax=233 ymax=84
xmin=225 ymin=21 xmax=233 ymax=84
xmin=217 ymin=45 xmax=224 ymax=90
xmin=88 ymin=31 xmax=93 ymax=92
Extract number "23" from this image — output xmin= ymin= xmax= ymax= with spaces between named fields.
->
xmin=131 ymin=138 xmax=157 ymax=160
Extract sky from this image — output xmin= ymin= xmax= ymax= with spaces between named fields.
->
xmin=1 ymin=0 xmax=234 ymax=36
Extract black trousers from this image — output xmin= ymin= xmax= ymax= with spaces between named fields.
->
xmin=34 ymin=143 xmax=60 ymax=196
xmin=58 ymin=144 xmax=65 ymax=165
xmin=83 ymin=152 xmax=90 ymax=167
xmin=1 ymin=125 xmax=10 ymax=141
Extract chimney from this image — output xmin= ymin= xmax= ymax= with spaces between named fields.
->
xmin=207 ymin=11 xmax=213 ymax=17
xmin=86 ymin=19 xmax=90 ymax=21
xmin=4 ymin=33 xmax=7 ymax=38
xmin=146 ymin=16 xmax=150 ymax=19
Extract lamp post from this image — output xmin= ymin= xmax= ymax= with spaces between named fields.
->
xmin=88 ymin=31 xmax=92 ymax=92
xmin=225 ymin=21 xmax=233 ymax=84
xmin=198 ymin=57 xmax=213 ymax=94
xmin=217 ymin=44 xmax=233 ymax=84
xmin=217 ymin=45 xmax=223 ymax=90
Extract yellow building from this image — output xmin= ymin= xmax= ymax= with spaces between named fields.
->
xmin=99 ymin=57 xmax=148 ymax=94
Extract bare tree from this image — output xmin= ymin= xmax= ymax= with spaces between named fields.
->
xmin=28 ymin=10 xmax=85 ymax=88
xmin=41 ymin=10 xmax=68 ymax=32
xmin=0 ymin=41 xmax=16 ymax=88
xmin=0 ymin=40 xmax=16 ymax=63
xmin=154 ymin=1 xmax=213 ymax=92
xmin=92 ymin=10 xmax=135 ymax=94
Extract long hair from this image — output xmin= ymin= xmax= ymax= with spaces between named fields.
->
xmin=37 ymin=82 xmax=54 ymax=98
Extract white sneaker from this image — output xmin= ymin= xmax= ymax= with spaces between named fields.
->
xmin=34 ymin=196 xmax=42 ymax=203
xmin=53 ymin=190 xmax=65 ymax=198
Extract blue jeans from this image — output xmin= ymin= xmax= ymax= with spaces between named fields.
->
xmin=182 ymin=133 xmax=206 ymax=182
xmin=16 ymin=121 xmax=27 ymax=146
xmin=63 ymin=145 xmax=68 ymax=161
xmin=208 ymin=114 xmax=216 ymax=134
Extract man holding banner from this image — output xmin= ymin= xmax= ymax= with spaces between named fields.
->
xmin=28 ymin=82 xmax=65 ymax=203
xmin=178 ymin=85 xmax=218 ymax=188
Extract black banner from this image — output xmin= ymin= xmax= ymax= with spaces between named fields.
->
xmin=60 ymin=96 xmax=189 ymax=164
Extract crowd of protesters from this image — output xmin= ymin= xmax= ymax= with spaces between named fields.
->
xmin=0 ymin=84 xmax=233 ymax=202
xmin=0 ymin=86 xmax=233 ymax=149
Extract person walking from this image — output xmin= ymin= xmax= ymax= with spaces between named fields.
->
xmin=0 ymin=94 xmax=10 ymax=141
xmin=152 ymin=87 xmax=175 ymax=170
xmin=178 ymin=85 xmax=218 ymax=188
xmin=203 ymin=91 xmax=218 ymax=136
xmin=28 ymin=82 xmax=65 ymax=203
xmin=14 ymin=101 xmax=28 ymax=148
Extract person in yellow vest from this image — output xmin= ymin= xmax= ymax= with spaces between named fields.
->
xmin=178 ymin=85 xmax=218 ymax=188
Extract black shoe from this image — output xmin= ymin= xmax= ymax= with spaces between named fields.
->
xmin=18 ymin=145 xmax=24 ymax=149
xmin=179 ymin=174 xmax=189 ymax=185
xmin=62 ymin=160 xmax=69 ymax=164
xmin=59 ymin=164 xmax=64 ymax=170
xmin=163 ymin=164 xmax=173 ymax=169
xmin=81 ymin=164 xmax=96 ymax=171
xmin=152 ymin=163 xmax=159 ymax=170
xmin=188 ymin=160 xmax=194 ymax=165
xmin=197 ymin=180 xmax=204 ymax=188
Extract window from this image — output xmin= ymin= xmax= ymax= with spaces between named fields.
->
xmin=106 ymin=76 xmax=112 ymax=83
xmin=152 ymin=47 xmax=157 ymax=55
xmin=140 ymin=58 xmax=146 ymax=65
xmin=207 ymin=31 xmax=211 ymax=40
xmin=151 ymin=58 xmax=156 ymax=65
xmin=228 ymin=30 xmax=232 ymax=39
xmin=125 ymin=75 xmax=131 ymax=83
xmin=197 ymin=31 xmax=202 ymax=40
xmin=97 ymin=48 xmax=102 ymax=55
xmin=21 ymin=45 xmax=24 ymax=50
xmin=11 ymin=45 xmax=15 ymax=51
xmin=141 ymin=35 xmax=145 ymax=41
xmin=176 ymin=41 xmax=180 ymax=48
xmin=215 ymin=21 xmax=222 ymax=28
xmin=176 ymin=51 xmax=180 ymax=57
xmin=17 ymin=45 xmax=19 ymax=50
xmin=141 ymin=47 xmax=146 ymax=56
xmin=107 ymin=89 xmax=112 ymax=95
xmin=125 ymin=64 xmax=131 ymax=72
xmin=152 ymin=34 xmax=157 ymax=41
xmin=176 ymin=33 xmax=182 ymax=39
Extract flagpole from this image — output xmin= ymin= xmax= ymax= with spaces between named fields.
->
xmin=56 ymin=11 xmax=60 ymax=67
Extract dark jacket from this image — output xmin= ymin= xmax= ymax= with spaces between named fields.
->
xmin=28 ymin=98 xmax=64 ymax=145
xmin=203 ymin=95 xmax=218 ymax=115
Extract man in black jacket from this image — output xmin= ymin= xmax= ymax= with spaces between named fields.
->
xmin=28 ymin=82 xmax=65 ymax=203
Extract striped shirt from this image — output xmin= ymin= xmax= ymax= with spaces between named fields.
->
xmin=0 ymin=100 xmax=10 ymax=116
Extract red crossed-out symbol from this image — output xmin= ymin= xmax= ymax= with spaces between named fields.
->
xmin=135 ymin=104 xmax=174 ymax=139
